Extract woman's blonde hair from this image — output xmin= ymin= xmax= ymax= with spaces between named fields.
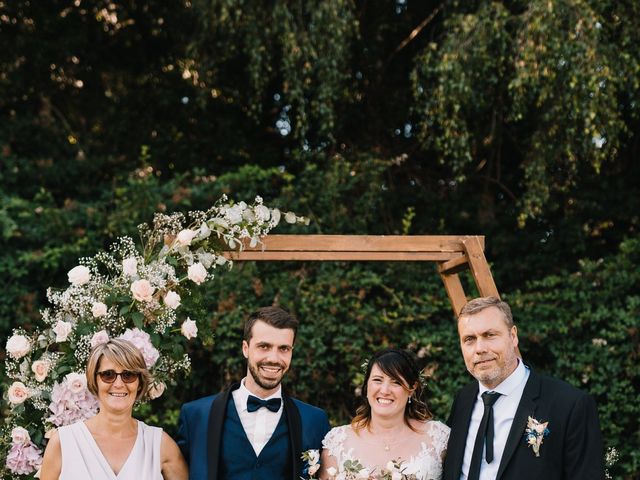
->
xmin=86 ymin=338 xmax=151 ymax=401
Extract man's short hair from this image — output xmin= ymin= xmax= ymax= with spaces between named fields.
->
xmin=458 ymin=296 xmax=514 ymax=328
xmin=243 ymin=306 xmax=299 ymax=343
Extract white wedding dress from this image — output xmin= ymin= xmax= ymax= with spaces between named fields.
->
xmin=322 ymin=421 xmax=450 ymax=480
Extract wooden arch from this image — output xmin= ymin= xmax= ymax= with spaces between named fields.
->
xmin=223 ymin=235 xmax=499 ymax=316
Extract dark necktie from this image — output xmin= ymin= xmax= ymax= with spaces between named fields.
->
xmin=246 ymin=395 xmax=281 ymax=412
xmin=467 ymin=391 xmax=502 ymax=480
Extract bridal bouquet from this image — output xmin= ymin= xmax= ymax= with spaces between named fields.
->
xmin=324 ymin=459 xmax=418 ymax=480
xmin=2 ymin=195 xmax=307 ymax=478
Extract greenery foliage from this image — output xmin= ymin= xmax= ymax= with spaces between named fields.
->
xmin=1 ymin=0 xmax=638 ymax=477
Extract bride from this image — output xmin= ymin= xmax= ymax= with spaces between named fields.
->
xmin=319 ymin=348 xmax=449 ymax=479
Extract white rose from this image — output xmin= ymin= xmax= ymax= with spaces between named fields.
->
xmin=11 ymin=427 xmax=30 ymax=446
xmin=163 ymin=291 xmax=181 ymax=309
xmin=67 ymin=265 xmax=90 ymax=285
xmin=254 ymin=204 xmax=270 ymax=222
xmin=91 ymin=302 xmax=108 ymax=317
xmin=271 ymin=208 xmax=281 ymax=225
xmin=131 ymin=279 xmax=155 ymax=302
xmin=226 ymin=205 xmax=243 ymax=225
xmin=176 ymin=229 xmax=197 ymax=247
xmin=6 ymin=334 xmax=31 ymax=359
xmin=326 ymin=467 xmax=337 ymax=477
xmin=215 ymin=255 xmax=227 ymax=266
xmin=180 ymin=317 xmax=198 ymax=340
xmin=147 ymin=381 xmax=166 ymax=399
xmin=8 ymin=382 xmax=30 ymax=404
xmin=187 ymin=263 xmax=207 ymax=285
xmin=53 ymin=320 xmax=73 ymax=342
xmin=65 ymin=372 xmax=86 ymax=394
xmin=122 ymin=257 xmax=138 ymax=276
xmin=284 ymin=211 xmax=297 ymax=223
xmin=31 ymin=360 xmax=49 ymax=382
xmin=307 ymin=449 xmax=320 ymax=465
xmin=90 ymin=330 xmax=110 ymax=348
xmin=198 ymin=222 xmax=211 ymax=239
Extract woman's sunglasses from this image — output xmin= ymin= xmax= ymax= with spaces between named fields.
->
xmin=97 ymin=369 xmax=140 ymax=384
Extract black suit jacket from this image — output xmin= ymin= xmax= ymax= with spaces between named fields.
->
xmin=443 ymin=368 xmax=605 ymax=480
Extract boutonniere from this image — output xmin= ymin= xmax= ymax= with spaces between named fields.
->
xmin=300 ymin=449 xmax=320 ymax=479
xmin=524 ymin=416 xmax=550 ymax=457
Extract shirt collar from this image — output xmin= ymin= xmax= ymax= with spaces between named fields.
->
xmin=478 ymin=358 xmax=528 ymax=397
xmin=236 ymin=377 xmax=283 ymax=412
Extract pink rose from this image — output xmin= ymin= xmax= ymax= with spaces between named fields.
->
xmin=90 ymin=330 xmax=110 ymax=348
xmin=8 ymin=382 xmax=30 ymax=405
xmin=67 ymin=265 xmax=90 ymax=285
xmin=6 ymin=334 xmax=31 ymax=359
xmin=91 ymin=302 xmax=108 ymax=317
xmin=180 ymin=317 xmax=198 ymax=340
xmin=65 ymin=372 xmax=86 ymax=394
xmin=52 ymin=320 xmax=73 ymax=342
xmin=11 ymin=427 xmax=31 ymax=446
xmin=187 ymin=262 xmax=207 ymax=284
xmin=163 ymin=291 xmax=181 ymax=309
xmin=176 ymin=229 xmax=197 ymax=246
xmin=31 ymin=360 xmax=49 ymax=382
xmin=130 ymin=279 xmax=155 ymax=302
xmin=147 ymin=381 xmax=166 ymax=399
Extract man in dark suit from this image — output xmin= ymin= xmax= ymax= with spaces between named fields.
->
xmin=178 ymin=306 xmax=330 ymax=480
xmin=443 ymin=296 xmax=605 ymax=480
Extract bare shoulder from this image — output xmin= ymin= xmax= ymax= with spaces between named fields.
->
xmin=40 ymin=430 xmax=62 ymax=480
xmin=160 ymin=431 xmax=188 ymax=480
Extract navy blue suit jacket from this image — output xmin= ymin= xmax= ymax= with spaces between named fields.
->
xmin=178 ymin=384 xmax=330 ymax=480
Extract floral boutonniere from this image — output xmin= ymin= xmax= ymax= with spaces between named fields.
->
xmin=301 ymin=449 xmax=321 ymax=479
xmin=524 ymin=416 xmax=550 ymax=457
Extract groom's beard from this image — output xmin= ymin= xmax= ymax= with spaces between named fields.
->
xmin=248 ymin=360 xmax=288 ymax=391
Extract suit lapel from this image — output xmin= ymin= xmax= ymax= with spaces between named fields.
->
xmin=284 ymin=395 xmax=302 ymax=479
xmin=496 ymin=369 xmax=541 ymax=479
xmin=447 ymin=382 xmax=479 ymax=478
xmin=207 ymin=384 xmax=238 ymax=480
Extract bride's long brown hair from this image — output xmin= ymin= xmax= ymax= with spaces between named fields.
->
xmin=351 ymin=348 xmax=432 ymax=433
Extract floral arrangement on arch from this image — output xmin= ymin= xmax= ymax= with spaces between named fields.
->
xmin=2 ymin=195 xmax=307 ymax=478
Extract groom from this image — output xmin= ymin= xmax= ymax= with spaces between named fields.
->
xmin=178 ymin=306 xmax=330 ymax=480
xmin=443 ymin=296 xmax=605 ymax=480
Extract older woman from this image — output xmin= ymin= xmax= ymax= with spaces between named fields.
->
xmin=320 ymin=348 xmax=450 ymax=479
xmin=40 ymin=338 xmax=187 ymax=480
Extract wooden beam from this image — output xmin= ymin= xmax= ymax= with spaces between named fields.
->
xmin=462 ymin=236 xmax=500 ymax=298
xmin=438 ymin=255 xmax=469 ymax=275
xmin=440 ymin=271 xmax=468 ymax=317
xmin=224 ymin=251 xmax=462 ymax=261
xmin=236 ymin=235 xmax=484 ymax=253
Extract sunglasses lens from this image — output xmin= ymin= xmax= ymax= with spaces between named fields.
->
xmin=99 ymin=370 xmax=117 ymax=383
xmin=121 ymin=371 xmax=139 ymax=383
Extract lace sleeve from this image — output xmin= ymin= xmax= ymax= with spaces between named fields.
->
xmin=427 ymin=421 xmax=451 ymax=460
xmin=321 ymin=425 xmax=348 ymax=459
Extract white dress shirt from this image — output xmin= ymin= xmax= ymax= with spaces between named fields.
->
xmin=232 ymin=378 xmax=284 ymax=456
xmin=460 ymin=360 xmax=530 ymax=480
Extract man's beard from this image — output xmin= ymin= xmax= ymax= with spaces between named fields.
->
xmin=248 ymin=360 xmax=288 ymax=390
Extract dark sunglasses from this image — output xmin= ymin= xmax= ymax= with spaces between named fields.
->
xmin=97 ymin=369 xmax=140 ymax=384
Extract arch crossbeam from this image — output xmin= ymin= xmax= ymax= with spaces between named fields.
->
xmin=223 ymin=235 xmax=499 ymax=316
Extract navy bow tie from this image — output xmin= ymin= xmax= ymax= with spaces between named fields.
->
xmin=247 ymin=395 xmax=281 ymax=413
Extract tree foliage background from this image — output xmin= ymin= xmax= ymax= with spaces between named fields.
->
xmin=1 ymin=0 xmax=638 ymax=477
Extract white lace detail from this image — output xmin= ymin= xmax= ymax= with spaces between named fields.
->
xmin=322 ymin=421 xmax=450 ymax=480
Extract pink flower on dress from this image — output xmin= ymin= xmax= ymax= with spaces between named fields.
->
xmin=118 ymin=328 xmax=160 ymax=367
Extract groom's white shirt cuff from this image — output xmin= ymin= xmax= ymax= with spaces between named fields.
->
xmin=460 ymin=359 xmax=530 ymax=480
xmin=232 ymin=377 xmax=284 ymax=456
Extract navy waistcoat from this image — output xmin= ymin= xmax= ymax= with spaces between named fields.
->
xmin=220 ymin=396 xmax=291 ymax=480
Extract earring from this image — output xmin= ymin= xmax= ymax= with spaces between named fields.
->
xmin=408 ymin=397 xmax=412 ymax=404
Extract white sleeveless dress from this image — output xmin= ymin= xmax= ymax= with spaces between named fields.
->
xmin=58 ymin=420 xmax=163 ymax=480
xmin=322 ymin=421 xmax=450 ymax=479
